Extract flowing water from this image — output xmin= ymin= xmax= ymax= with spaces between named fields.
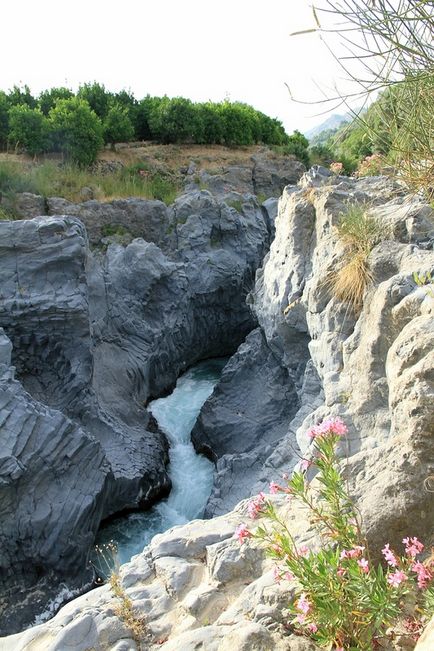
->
xmin=94 ymin=358 xmax=226 ymax=567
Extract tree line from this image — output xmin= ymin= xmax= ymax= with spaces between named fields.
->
xmin=0 ymin=83 xmax=309 ymax=167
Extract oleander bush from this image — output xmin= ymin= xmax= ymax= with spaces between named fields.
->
xmin=236 ymin=418 xmax=434 ymax=650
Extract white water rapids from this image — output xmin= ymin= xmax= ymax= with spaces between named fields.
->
xmin=94 ymin=358 xmax=226 ymax=566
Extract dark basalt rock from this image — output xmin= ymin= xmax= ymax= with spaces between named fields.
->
xmin=0 ymin=189 xmax=271 ymax=633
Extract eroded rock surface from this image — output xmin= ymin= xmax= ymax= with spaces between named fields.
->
xmin=1 ymin=498 xmax=320 ymax=651
xmin=0 ymin=190 xmax=270 ymax=633
xmin=194 ymin=170 xmax=434 ymax=545
xmin=1 ymin=168 xmax=433 ymax=646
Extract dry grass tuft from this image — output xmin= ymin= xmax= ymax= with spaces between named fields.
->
xmin=110 ymin=572 xmax=148 ymax=643
xmin=328 ymin=203 xmax=383 ymax=311
xmin=330 ymin=252 xmax=374 ymax=310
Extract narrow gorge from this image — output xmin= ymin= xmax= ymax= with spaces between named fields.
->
xmin=0 ymin=162 xmax=433 ymax=650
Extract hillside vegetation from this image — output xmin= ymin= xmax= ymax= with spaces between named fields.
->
xmin=0 ymin=83 xmax=309 ymax=166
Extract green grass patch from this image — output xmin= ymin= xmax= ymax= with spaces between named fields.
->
xmin=227 ymin=199 xmax=243 ymax=213
xmin=0 ymin=159 xmax=180 ymax=206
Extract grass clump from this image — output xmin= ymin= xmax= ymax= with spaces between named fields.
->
xmin=91 ymin=542 xmax=147 ymax=645
xmin=328 ymin=204 xmax=383 ymax=311
xmin=110 ymin=572 xmax=148 ymax=644
xmin=0 ymin=159 xmax=180 ymax=205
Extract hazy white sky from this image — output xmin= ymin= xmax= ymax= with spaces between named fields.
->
xmin=0 ymin=0 xmax=360 ymax=133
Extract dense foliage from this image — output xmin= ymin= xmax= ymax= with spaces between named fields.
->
xmin=0 ymin=83 xmax=304 ymax=166
xmin=305 ymin=1 xmax=433 ymax=194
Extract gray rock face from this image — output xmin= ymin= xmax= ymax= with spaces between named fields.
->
xmin=195 ymin=169 xmax=434 ymax=528
xmin=1 ymin=167 xmax=433 ymax=647
xmin=89 ymin=191 xmax=269 ymax=407
xmin=47 ymin=197 xmax=170 ymax=248
xmin=252 ymin=170 xmax=434 ymax=552
xmin=0 ymin=189 xmax=270 ymax=633
xmin=186 ymin=153 xmax=305 ymax=201
xmin=3 ymin=192 xmax=46 ymax=219
xmin=191 ymin=328 xmax=304 ymax=515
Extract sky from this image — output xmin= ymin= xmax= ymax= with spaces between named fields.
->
xmin=0 ymin=0 xmax=364 ymax=133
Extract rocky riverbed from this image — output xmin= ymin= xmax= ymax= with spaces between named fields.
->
xmin=0 ymin=163 xmax=433 ymax=648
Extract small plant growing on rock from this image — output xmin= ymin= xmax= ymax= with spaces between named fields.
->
xmin=235 ymin=418 xmax=434 ymax=650
xmin=91 ymin=542 xmax=148 ymax=645
xmin=330 ymin=161 xmax=344 ymax=175
xmin=355 ymin=154 xmax=385 ymax=178
xmin=328 ymin=203 xmax=383 ymax=311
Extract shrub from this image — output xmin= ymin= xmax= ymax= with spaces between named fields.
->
xmin=284 ymin=130 xmax=310 ymax=167
xmin=103 ymin=103 xmax=135 ymax=147
xmin=8 ymin=105 xmax=50 ymax=156
xmin=355 ymin=154 xmax=385 ymax=177
xmin=236 ymin=418 xmax=434 ymax=650
xmin=49 ymin=98 xmax=104 ymax=166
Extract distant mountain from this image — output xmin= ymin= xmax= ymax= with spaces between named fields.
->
xmin=304 ymin=113 xmax=351 ymax=141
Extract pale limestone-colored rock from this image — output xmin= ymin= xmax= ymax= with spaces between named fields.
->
xmin=181 ymin=584 xmax=228 ymax=621
xmin=207 ymin=538 xmax=265 ymax=584
xmin=153 ymin=556 xmax=201 ymax=598
xmin=415 ymin=615 xmax=434 ymax=650
xmin=217 ymin=621 xmax=275 ymax=650
xmin=149 ymin=513 xmax=239 ymax=560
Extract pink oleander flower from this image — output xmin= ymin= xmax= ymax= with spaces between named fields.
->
xmin=387 ymin=570 xmax=408 ymax=587
xmin=300 ymin=458 xmax=312 ymax=471
xmin=234 ymin=524 xmax=252 ymax=544
xmin=403 ymin=536 xmax=424 ymax=558
xmin=340 ymin=545 xmax=364 ymax=560
xmin=271 ymin=543 xmax=283 ymax=554
xmin=382 ymin=543 xmax=398 ymax=567
xmin=285 ymin=571 xmax=294 ymax=581
xmin=307 ymin=417 xmax=348 ymax=439
xmin=308 ymin=622 xmax=318 ymax=633
xmin=296 ymin=592 xmax=312 ymax=614
xmin=330 ymin=161 xmax=343 ymax=175
xmin=273 ymin=565 xmax=281 ymax=583
xmin=357 ymin=558 xmax=369 ymax=573
xmin=411 ymin=561 xmax=432 ymax=589
xmin=247 ymin=492 xmax=266 ymax=519
xmin=297 ymin=613 xmax=306 ymax=624
xmin=337 ymin=567 xmax=346 ymax=577
xmin=298 ymin=545 xmax=309 ymax=557
xmin=269 ymin=481 xmax=281 ymax=494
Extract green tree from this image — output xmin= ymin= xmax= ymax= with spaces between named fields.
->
xmin=38 ymin=87 xmax=74 ymax=115
xmin=135 ymin=95 xmax=161 ymax=140
xmin=8 ymin=105 xmax=50 ymax=156
xmin=7 ymin=85 xmax=36 ymax=108
xmin=148 ymin=97 xmax=202 ymax=143
xmin=0 ymin=92 xmax=9 ymax=149
xmin=77 ymin=82 xmax=111 ymax=120
xmin=284 ymin=130 xmax=310 ymax=166
xmin=196 ymin=103 xmax=224 ymax=144
xmin=103 ymin=103 xmax=135 ymax=147
xmin=49 ymin=97 xmax=104 ymax=166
